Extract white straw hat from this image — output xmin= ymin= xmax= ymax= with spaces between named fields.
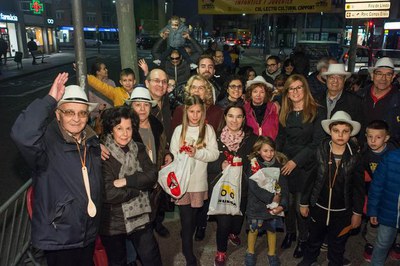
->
xmin=125 ymin=85 xmax=157 ymax=107
xmin=320 ymin=64 xmax=351 ymax=79
xmin=321 ymin=111 xmax=361 ymax=136
xmin=368 ymin=57 xmax=400 ymax=73
xmin=57 ymin=85 xmax=98 ymax=112
xmin=246 ymin=75 xmax=273 ymax=89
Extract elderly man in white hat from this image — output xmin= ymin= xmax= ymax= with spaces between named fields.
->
xmin=11 ymin=73 xmax=102 ymax=266
xmin=362 ymin=57 xmax=400 ymax=143
xmin=315 ymin=63 xmax=363 ymax=125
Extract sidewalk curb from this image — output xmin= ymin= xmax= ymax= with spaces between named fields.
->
xmin=0 ymin=55 xmax=97 ymax=82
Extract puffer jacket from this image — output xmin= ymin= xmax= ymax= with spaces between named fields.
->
xmin=11 ymin=95 xmax=102 ymax=250
xmin=367 ymin=149 xmax=400 ymax=228
xmin=300 ymin=138 xmax=365 ymax=215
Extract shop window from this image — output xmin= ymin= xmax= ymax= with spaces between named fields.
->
xmin=56 ymin=10 xmax=64 ymax=19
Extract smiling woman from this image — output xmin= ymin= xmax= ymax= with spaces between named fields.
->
xmin=99 ymin=106 xmax=162 ymax=265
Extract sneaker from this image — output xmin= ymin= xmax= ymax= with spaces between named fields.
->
xmin=190 ymin=63 xmax=198 ymax=70
xmin=267 ymin=255 xmax=281 ymax=266
xmin=320 ymin=242 xmax=328 ymax=252
xmin=228 ymin=233 xmax=241 ymax=246
xmin=363 ymin=243 xmax=373 ymax=262
xmin=214 ymin=251 xmax=226 ymax=266
xmin=244 ymin=252 xmax=256 ymax=266
xmin=390 ymin=243 xmax=400 ymax=260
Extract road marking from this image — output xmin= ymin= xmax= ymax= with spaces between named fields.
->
xmin=0 ymin=83 xmax=51 ymax=97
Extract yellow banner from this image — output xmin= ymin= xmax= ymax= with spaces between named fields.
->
xmin=198 ymin=0 xmax=332 ymax=14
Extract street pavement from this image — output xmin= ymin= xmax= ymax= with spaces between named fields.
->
xmin=2 ymin=47 xmax=398 ymax=266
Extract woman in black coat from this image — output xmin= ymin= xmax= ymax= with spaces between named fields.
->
xmin=276 ymin=74 xmax=326 ymax=258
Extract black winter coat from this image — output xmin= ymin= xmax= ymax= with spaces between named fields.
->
xmin=300 ymin=138 xmax=365 ymax=215
xmin=11 ymin=95 xmax=102 ymax=250
xmin=100 ymin=142 xmax=158 ymax=236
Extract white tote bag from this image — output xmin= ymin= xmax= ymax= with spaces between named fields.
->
xmin=208 ymin=159 xmax=243 ymax=216
xmin=158 ymin=152 xmax=191 ymax=199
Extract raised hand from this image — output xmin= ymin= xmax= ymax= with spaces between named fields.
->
xmin=138 ymin=59 xmax=149 ymax=76
xmin=48 ymin=72 xmax=69 ymax=102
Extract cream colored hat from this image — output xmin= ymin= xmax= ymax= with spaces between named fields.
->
xmin=320 ymin=64 xmax=351 ymax=79
xmin=57 ymin=85 xmax=98 ymax=112
xmin=321 ymin=111 xmax=361 ymax=136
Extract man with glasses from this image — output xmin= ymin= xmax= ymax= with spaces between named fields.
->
xmin=316 ymin=64 xmax=362 ymax=124
xmin=262 ymin=55 xmax=282 ymax=85
xmin=145 ymin=69 xmax=173 ymax=238
xmin=11 ymin=73 xmax=102 ymax=266
xmin=362 ymin=57 xmax=400 ymax=144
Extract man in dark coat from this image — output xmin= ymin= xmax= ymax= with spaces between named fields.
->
xmin=11 ymin=73 xmax=102 ymax=266
xmin=27 ymin=37 xmax=38 ymax=65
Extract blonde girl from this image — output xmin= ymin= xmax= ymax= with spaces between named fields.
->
xmin=245 ymin=136 xmax=288 ymax=266
xmin=169 ymin=95 xmax=219 ymax=266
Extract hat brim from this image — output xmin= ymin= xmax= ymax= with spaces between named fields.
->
xmin=246 ymin=80 xmax=274 ymax=89
xmin=58 ymin=100 xmax=98 ymax=112
xmin=368 ymin=66 xmax=400 ymax=74
xmin=125 ymin=98 xmax=157 ymax=107
xmin=321 ymin=118 xmax=361 ymax=136
xmin=320 ymin=71 xmax=352 ymax=79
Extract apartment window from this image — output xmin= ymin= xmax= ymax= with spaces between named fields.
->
xmin=86 ymin=12 xmax=96 ymax=22
xmin=56 ymin=10 xmax=64 ymax=19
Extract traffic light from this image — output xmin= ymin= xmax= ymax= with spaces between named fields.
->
xmin=368 ymin=21 xmax=374 ymax=28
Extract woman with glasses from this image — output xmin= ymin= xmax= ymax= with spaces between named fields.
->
xmin=171 ymin=75 xmax=224 ymax=132
xmin=216 ymin=75 xmax=245 ymax=109
xmin=276 ymin=74 xmax=326 ymax=258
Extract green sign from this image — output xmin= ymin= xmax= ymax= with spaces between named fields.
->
xmin=30 ymin=0 xmax=44 ymax=15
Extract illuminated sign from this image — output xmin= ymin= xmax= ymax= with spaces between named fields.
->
xmin=345 ymin=2 xmax=390 ymax=10
xmin=58 ymin=26 xmax=118 ymax=32
xmin=30 ymin=0 xmax=44 ymax=15
xmin=0 ymin=12 xmax=18 ymax=22
xmin=47 ymin=18 xmax=54 ymax=24
xmin=198 ymin=0 xmax=331 ymax=14
xmin=345 ymin=10 xmax=389 ymax=18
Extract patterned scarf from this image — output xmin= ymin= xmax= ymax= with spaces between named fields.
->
xmin=104 ymin=134 xmax=151 ymax=234
xmin=220 ymin=126 xmax=244 ymax=152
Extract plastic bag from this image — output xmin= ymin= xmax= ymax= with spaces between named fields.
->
xmin=158 ymin=152 xmax=191 ymax=199
xmin=208 ymin=158 xmax=243 ymax=216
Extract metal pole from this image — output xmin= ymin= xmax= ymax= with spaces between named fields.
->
xmin=71 ymin=0 xmax=87 ymax=91
xmin=115 ymin=0 xmax=138 ymax=76
xmin=158 ymin=0 xmax=166 ymax=30
xmin=348 ymin=19 xmax=359 ymax=73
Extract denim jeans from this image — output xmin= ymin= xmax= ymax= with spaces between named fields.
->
xmin=371 ymin=224 xmax=397 ymax=266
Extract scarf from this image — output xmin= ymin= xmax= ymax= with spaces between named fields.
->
xmin=104 ymin=134 xmax=151 ymax=234
xmin=220 ymin=126 xmax=244 ymax=152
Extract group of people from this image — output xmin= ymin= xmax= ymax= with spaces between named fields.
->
xmin=10 ymin=20 xmax=400 ymax=266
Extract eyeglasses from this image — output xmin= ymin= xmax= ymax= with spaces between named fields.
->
xmin=373 ymin=71 xmax=394 ymax=79
xmin=288 ymin=85 xmax=304 ymax=92
xmin=170 ymin=56 xmax=180 ymax=61
xmin=267 ymin=64 xmax=277 ymax=68
xmin=150 ymin=79 xmax=168 ymax=85
xmin=58 ymin=108 xmax=89 ymax=118
xmin=190 ymin=85 xmax=206 ymax=91
xmin=229 ymin=85 xmax=243 ymax=90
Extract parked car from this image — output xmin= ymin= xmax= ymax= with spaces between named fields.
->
xmin=225 ymin=38 xmax=251 ymax=48
xmin=84 ymin=39 xmax=102 ymax=47
xmin=373 ymin=49 xmax=400 ymax=67
xmin=341 ymin=45 xmax=372 ymax=72
xmin=136 ymin=36 xmax=158 ymax=50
